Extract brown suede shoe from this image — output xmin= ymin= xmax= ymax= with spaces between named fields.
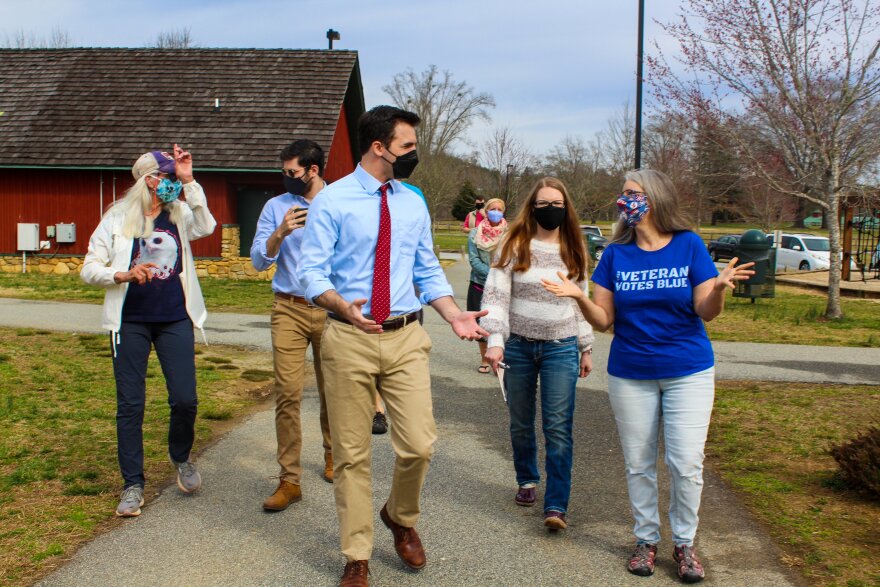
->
xmin=380 ymin=503 xmax=426 ymax=570
xmin=339 ymin=560 xmax=369 ymax=586
xmin=324 ymin=452 xmax=334 ymax=483
xmin=262 ymin=480 xmax=301 ymax=511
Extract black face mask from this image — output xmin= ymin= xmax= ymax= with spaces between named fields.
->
xmin=534 ymin=206 xmax=567 ymax=231
xmin=383 ymin=148 xmax=419 ymax=179
xmin=283 ymin=173 xmax=310 ymax=196
xmin=475 ymin=202 xmax=485 ymax=210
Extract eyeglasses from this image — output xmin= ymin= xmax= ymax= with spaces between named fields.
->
xmin=618 ymin=190 xmax=646 ymax=198
xmin=281 ymin=168 xmax=308 ymax=179
xmin=534 ymin=200 xmax=565 ymax=209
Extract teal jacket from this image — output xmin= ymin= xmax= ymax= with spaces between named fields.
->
xmin=467 ymin=228 xmax=493 ymax=286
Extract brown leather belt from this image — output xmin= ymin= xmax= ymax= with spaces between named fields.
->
xmin=275 ymin=292 xmax=316 ymax=307
xmin=328 ymin=310 xmax=423 ymax=332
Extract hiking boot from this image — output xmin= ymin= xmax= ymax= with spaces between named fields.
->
xmin=324 ymin=452 xmax=334 ymax=483
xmin=543 ymin=509 xmax=567 ymax=530
xmin=262 ymin=480 xmax=302 ymax=511
xmin=673 ymin=544 xmax=705 ymax=583
xmin=627 ymin=543 xmax=658 ymax=576
xmin=170 ymin=458 xmax=202 ymax=493
xmin=116 ymin=485 xmax=144 ymax=517
xmin=372 ymin=412 xmax=388 ymax=435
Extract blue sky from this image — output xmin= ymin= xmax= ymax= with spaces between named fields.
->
xmin=1 ymin=0 xmax=683 ymax=156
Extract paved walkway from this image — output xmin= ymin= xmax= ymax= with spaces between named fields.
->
xmin=7 ymin=260 xmax=875 ymax=586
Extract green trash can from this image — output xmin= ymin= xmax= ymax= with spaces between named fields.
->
xmin=731 ymin=229 xmax=776 ymax=301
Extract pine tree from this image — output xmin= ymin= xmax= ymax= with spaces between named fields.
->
xmin=451 ymin=180 xmax=479 ymax=220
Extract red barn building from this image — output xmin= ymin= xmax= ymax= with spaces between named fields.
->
xmin=0 ymin=48 xmax=364 ymax=274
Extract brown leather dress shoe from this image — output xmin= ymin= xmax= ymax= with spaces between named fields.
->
xmin=339 ymin=560 xmax=369 ymax=587
xmin=380 ymin=503 xmax=426 ymax=570
xmin=324 ymin=452 xmax=334 ymax=483
xmin=262 ymin=480 xmax=301 ymax=511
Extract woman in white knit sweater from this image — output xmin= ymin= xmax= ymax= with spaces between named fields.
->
xmin=481 ymin=177 xmax=594 ymax=531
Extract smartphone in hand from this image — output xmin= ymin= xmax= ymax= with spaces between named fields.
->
xmin=293 ymin=207 xmax=307 ymax=228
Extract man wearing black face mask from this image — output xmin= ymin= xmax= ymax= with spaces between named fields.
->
xmin=299 ymin=105 xmax=488 ymax=586
xmin=250 ymin=139 xmax=334 ymax=512
xmin=461 ymin=197 xmax=487 ymax=233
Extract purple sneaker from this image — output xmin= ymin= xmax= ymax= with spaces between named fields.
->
xmin=673 ymin=544 xmax=705 ymax=583
xmin=627 ymin=543 xmax=657 ymax=576
xmin=514 ymin=485 xmax=536 ymax=507
xmin=543 ymin=510 xmax=567 ymax=530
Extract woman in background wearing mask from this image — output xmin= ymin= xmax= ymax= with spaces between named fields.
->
xmin=467 ymin=198 xmax=508 ymax=373
xmin=481 ymin=177 xmax=594 ymax=532
xmin=81 ymin=145 xmax=216 ymax=518
xmin=541 ymin=169 xmax=753 ymax=583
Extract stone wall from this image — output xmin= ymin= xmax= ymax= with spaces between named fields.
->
xmin=0 ymin=224 xmax=275 ymax=281
xmin=0 ymin=255 xmax=84 ymax=275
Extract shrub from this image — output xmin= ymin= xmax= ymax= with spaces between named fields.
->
xmin=829 ymin=426 xmax=880 ymax=497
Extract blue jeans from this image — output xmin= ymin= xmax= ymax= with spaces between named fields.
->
xmin=112 ymin=319 xmax=198 ymax=489
xmin=504 ymin=334 xmax=579 ymax=514
xmin=607 ymin=367 xmax=715 ymax=546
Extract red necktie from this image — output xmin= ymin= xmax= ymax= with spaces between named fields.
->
xmin=371 ymin=183 xmax=392 ymax=324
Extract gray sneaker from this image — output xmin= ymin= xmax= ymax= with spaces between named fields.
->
xmin=116 ymin=485 xmax=144 ymax=517
xmin=170 ymin=458 xmax=202 ymax=493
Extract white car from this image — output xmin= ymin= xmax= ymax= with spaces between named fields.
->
xmin=767 ymin=233 xmax=854 ymax=271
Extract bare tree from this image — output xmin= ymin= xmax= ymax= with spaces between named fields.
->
xmin=642 ymin=110 xmax=701 ymax=223
xmin=597 ymin=101 xmax=636 ymax=173
xmin=652 ymin=0 xmax=880 ymax=319
xmin=383 ymin=65 xmax=495 ymax=159
xmin=3 ymin=26 xmax=72 ymax=48
xmin=742 ymin=175 xmax=795 ymax=231
xmin=479 ymin=126 xmax=533 ymax=205
xmin=155 ymin=27 xmax=195 ymax=49
xmin=545 ymin=135 xmax=616 ymax=222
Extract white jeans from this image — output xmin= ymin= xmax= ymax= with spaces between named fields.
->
xmin=607 ymin=367 xmax=715 ymax=546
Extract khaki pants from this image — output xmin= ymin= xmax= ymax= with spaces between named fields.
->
xmin=271 ymin=295 xmax=331 ymax=484
xmin=320 ymin=319 xmax=436 ymax=561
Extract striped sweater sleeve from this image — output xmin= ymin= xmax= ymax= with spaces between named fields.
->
xmin=480 ymin=258 xmax=512 ymax=349
xmin=575 ymin=278 xmax=595 ymax=352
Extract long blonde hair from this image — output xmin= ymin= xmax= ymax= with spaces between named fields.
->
xmin=494 ymin=177 xmax=587 ymax=281
xmin=107 ymin=176 xmax=185 ymax=239
xmin=611 ymin=169 xmax=693 ymax=245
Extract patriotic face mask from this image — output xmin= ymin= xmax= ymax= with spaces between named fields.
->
xmin=616 ymin=192 xmax=650 ymax=227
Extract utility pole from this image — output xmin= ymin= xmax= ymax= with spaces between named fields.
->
xmin=634 ymin=0 xmax=645 ymax=169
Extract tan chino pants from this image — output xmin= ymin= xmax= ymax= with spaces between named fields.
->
xmin=320 ymin=319 xmax=437 ymax=561
xmin=271 ymin=295 xmax=332 ymax=484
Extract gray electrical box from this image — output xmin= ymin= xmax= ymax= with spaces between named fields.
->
xmin=17 ymin=223 xmax=40 ymax=251
xmin=55 ymin=223 xmax=76 ymax=243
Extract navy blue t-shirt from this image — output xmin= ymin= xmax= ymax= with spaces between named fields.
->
xmin=591 ymin=231 xmax=718 ymax=380
xmin=122 ymin=210 xmax=188 ymax=323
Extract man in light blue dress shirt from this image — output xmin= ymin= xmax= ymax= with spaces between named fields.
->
xmin=298 ymin=106 xmax=488 ymax=585
xmin=250 ymin=139 xmax=333 ymax=512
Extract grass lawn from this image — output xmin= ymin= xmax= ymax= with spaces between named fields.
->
xmin=705 ymin=285 xmax=880 ymax=347
xmin=0 ymin=328 xmax=275 ymax=585
xmin=432 ymin=229 xmax=469 ymax=251
xmin=0 ymin=272 xmax=276 ymax=315
xmin=709 ymin=381 xmax=880 ymax=587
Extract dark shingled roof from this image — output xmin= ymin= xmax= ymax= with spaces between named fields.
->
xmin=0 ymin=48 xmax=364 ymax=171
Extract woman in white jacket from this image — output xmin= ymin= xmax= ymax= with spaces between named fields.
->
xmin=81 ymin=145 xmax=216 ymax=517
